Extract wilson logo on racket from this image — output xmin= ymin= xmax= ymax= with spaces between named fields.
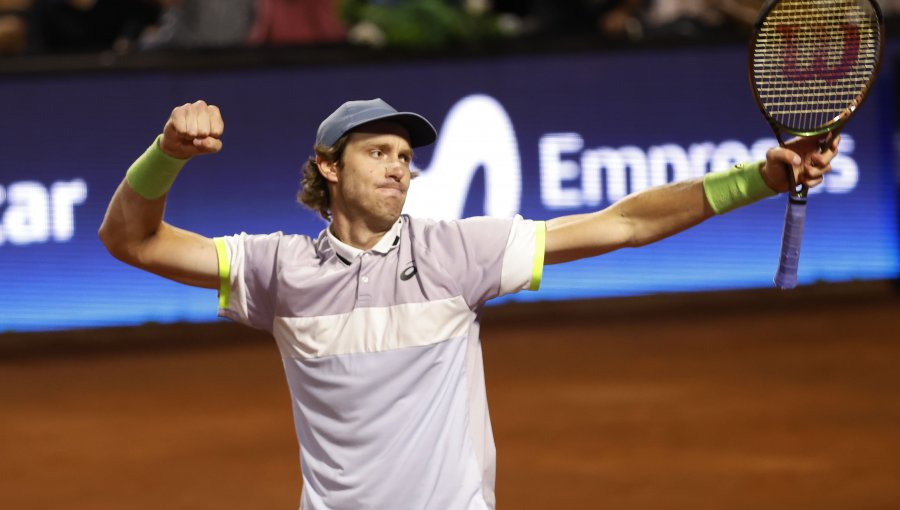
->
xmin=777 ymin=23 xmax=861 ymax=85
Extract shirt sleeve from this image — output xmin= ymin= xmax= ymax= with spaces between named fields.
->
xmin=213 ymin=232 xmax=283 ymax=332
xmin=439 ymin=215 xmax=545 ymax=308
xmin=499 ymin=215 xmax=546 ymax=295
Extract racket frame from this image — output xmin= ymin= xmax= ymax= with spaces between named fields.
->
xmin=748 ymin=0 xmax=885 ymax=139
xmin=746 ymin=0 xmax=885 ymax=288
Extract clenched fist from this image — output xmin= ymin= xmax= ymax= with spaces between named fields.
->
xmin=159 ymin=100 xmax=224 ymax=160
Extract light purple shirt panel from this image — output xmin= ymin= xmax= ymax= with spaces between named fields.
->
xmin=219 ymin=215 xmax=525 ymax=332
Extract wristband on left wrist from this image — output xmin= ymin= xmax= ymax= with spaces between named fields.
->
xmin=125 ymin=135 xmax=190 ymax=200
xmin=703 ymin=161 xmax=777 ymax=214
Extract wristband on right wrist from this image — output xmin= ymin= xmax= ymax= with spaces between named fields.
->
xmin=702 ymin=161 xmax=777 ymax=214
xmin=125 ymin=135 xmax=190 ymax=200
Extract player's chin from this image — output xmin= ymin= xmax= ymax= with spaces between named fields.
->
xmin=375 ymin=198 xmax=405 ymax=223
xmin=381 ymin=192 xmax=406 ymax=208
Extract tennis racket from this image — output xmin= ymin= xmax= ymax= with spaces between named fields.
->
xmin=749 ymin=0 xmax=884 ymax=289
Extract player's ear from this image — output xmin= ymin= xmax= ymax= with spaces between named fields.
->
xmin=317 ymin=156 xmax=339 ymax=183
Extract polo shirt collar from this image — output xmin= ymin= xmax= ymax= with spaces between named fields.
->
xmin=327 ymin=218 xmax=402 ymax=264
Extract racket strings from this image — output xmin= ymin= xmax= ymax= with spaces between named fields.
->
xmin=752 ymin=0 xmax=881 ymax=134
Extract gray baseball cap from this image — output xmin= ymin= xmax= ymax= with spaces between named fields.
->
xmin=316 ymin=98 xmax=437 ymax=148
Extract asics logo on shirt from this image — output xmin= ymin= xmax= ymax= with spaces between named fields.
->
xmin=400 ymin=262 xmax=418 ymax=281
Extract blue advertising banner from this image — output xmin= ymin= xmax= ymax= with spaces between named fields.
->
xmin=1 ymin=45 xmax=897 ymax=332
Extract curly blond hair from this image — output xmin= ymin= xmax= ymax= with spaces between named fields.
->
xmin=297 ymin=134 xmax=350 ymax=221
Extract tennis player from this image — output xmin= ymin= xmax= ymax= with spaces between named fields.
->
xmin=99 ymin=98 xmax=838 ymax=510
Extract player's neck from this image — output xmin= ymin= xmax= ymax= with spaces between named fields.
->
xmin=328 ymin=213 xmax=395 ymax=251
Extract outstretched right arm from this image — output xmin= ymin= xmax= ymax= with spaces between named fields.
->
xmin=98 ymin=100 xmax=224 ymax=289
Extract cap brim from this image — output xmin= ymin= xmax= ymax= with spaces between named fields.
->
xmin=351 ymin=112 xmax=437 ymax=148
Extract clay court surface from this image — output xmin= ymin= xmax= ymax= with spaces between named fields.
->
xmin=2 ymin=284 xmax=899 ymax=510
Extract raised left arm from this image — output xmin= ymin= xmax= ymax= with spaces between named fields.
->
xmin=544 ymin=135 xmax=839 ymax=265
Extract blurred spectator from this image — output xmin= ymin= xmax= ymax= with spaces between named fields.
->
xmin=641 ymin=0 xmax=763 ymax=40
xmin=0 ymin=0 xmax=848 ymax=58
xmin=491 ymin=0 xmax=638 ymax=39
xmin=882 ymin=0 xmax=900 ymax=13
xmin=878 ymin=1 xmax=900 ymax=39
xmin=141 ymin=0 xmax=255 ymax=49
xmin=641 ymin=0 xmax=723 ymax=39
xmin=30 ymin=0 xmax=160 ymax=53
xmin=0 ymin=0 xmax=30 ymax=55
xmin=249 ymin=0 xmax=345 ymax=47
xmin=340 ymin=0 xmax=492 ymax=49
xmin=716 ymin=0 xmax=764 ymax=36
xmin=596 ymin=0 xmax=643 ymax=40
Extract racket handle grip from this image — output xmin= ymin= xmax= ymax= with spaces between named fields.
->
xmin=774 ymin=198 xmax=807 ymax=290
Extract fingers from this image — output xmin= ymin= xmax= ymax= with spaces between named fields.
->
xmin=803 ymin=157 xmax=830 ymax=182
xmin=825 ymin=133 xmax=841 ymax=153
xmin=780 ymin=134 xmax=842 ymax=189
xmin=175 ymin=100 xmax=223 ymax=138
xmin=801 ymin=134 xmax=839 ymax=187
xmin=193 ymin=136 xmax=223 ymax=152
xmin=187 ymin=104 xmax=200 ymax=138
xmin=774 ymin=146 xmax=803 ymax=176
xmin=170 ymin=104 xmax=188 ymax=136
xmin=208 ymin=104 xmax=224 ymax=138
xmin=758 ymin=147 xmax=791 ymax=193
xmin=761 ymin=134 xmax=842 ymax=193
xmin=161 ymin=100 xmax=224 ymax=158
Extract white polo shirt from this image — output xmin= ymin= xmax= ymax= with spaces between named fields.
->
xmin=214 ymin=214 xmax=545 ymax=509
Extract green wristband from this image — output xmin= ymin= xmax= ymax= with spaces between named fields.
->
xmin=703 ymin=161 xmax=777 ymax=215
xmin=125 ymin=135 xmax=190 ymax=199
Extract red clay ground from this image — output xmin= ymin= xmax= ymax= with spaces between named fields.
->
xmin=2 ymin=284 xmax=899 ymax=509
